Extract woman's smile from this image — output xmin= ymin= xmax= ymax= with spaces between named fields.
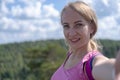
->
xmin=69 ymin=38 xmax=80 ymax=44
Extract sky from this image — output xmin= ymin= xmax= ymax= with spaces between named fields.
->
xmin=0 ymin=0 xmax=120 ymax=44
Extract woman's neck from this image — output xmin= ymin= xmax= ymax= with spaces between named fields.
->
xmin=70 ymin=43 xmax=93 ymax=58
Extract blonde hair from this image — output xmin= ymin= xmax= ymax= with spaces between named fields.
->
xmin=61 ymin=1 xmax=101 ymax=51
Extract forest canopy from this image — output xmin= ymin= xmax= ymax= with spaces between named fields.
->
xmin=0 ymin=39 xmax=120 ymax=80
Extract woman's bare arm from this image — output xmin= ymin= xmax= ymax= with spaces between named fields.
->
xmin=92 ymin=56 xmax=115 ymax=80
xmin=115 ymin=51 xmax=120 ymax=80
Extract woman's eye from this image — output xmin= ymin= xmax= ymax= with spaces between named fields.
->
xmin=75 ymin=23 xmax=84 ymax=28
xmin=63 ymin=25 xmax=69 ymax=29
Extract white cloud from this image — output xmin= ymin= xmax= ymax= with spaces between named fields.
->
xmin=0 ymin=0 xmax=120 ymax=44
xmin=23 ymin=2 xmax=42 ymax=18
xmin=4 ymin=0 xmax=15 ymax=3
xmin=42 ymin=4 xmax=59 ymax=18
xmin=10 ymin=1 xmax=42 ymax=18
xmin=1 ymin=1 xmax=9 ymax=14
xmin=102 ymin=0 xmax=109 ymax=7
xmin=116 ymin=0 xmax=120 ymax=17
xmin=11 ymin=5 xmax=23 ymax=17
xmin=0 ymin=0 xmax=61 ymax=44
xmin=81 ymin=0 xmax=93 ymax=5
xmin=96 ymin=16 xmax=120 ymax=40
xmin=99 ymin=16 xmax=117 ymax=29
xmin=19 ymin=0 xmax=46 ymax=4
xmin=1 ymin=17 xmax=19 ymax=30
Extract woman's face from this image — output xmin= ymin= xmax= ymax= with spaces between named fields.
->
xmin=61 ymin=7 xmax=94 ymax=50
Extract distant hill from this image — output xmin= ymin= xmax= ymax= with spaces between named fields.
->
xmin=0 ymin=39 xmax=120 ymax=80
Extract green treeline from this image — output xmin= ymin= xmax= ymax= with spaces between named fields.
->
xmin=0 ymin=39 xmax=120 ymax=80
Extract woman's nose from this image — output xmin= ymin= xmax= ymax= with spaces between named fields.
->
xmin=68 ymin=29 xmax=77 ymax=37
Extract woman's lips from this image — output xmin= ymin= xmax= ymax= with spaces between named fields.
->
xmin=70 ymin=38 xmax=80 ymax=43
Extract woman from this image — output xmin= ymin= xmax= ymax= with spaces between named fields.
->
xmin=51 ymin=1 xmax=115 ymax=80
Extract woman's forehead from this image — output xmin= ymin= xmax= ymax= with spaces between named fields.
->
xmin=61 ymin=7 xmax=87 ymax=23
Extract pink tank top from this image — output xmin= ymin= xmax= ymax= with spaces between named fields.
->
xmin=51 ymin=51 xmax=100 ymax=80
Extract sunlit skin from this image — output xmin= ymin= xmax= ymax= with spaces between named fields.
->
xmin=61 ymin=7 xmax=94 ymax=55
xmin=115 ymin=51 xmax=120 ymax=80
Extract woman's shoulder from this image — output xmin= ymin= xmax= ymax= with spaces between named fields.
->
xmin=92 ymin=55 xmax=115 ymax=66
xmin=92 ymin=55 xmax=115 ymax=80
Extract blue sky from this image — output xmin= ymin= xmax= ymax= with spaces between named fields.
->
xmin=0 ymin=0 xmax=120 ymax=44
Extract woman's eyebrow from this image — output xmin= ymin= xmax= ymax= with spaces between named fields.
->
xmin=74 ymin=20 xmax=82 ymax=24
xmin=62 ymin=20 xmax=82 ymax=25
